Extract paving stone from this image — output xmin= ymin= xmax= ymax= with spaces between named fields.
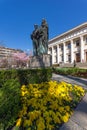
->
xmin=52 ymin=74 xmax=87 ymax=89
xmin=60 ymin=119 xmax=86 ymax=130
xmin=70 ymin=93 xmax=87 ymax=130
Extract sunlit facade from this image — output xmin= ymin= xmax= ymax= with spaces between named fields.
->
xmin=48 ymin=22 xmax=87 ymax=66
xmin=0 ymin=46 xmax=22 ymax=59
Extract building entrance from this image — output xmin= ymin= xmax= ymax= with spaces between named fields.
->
xmin=86 ymin=52 xmax=87 ymax=62
xmin=76 ymin=53 xmax=80 ymax=62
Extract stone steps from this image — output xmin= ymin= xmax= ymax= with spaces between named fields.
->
xmin=59 ymin=62 xmax=87 ymax=68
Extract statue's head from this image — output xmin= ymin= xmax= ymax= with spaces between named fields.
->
xmin=42 ymin=19 xmax=46 ymax=23
xmin=34 ymin=24 xmax=38 ymax=29
xmin=41 ymin=19 xmax=47 ymax=27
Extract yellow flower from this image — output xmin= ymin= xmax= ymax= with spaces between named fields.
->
xmin=23 ymin=119 xmax=32 ymax=127
xmin=62 ymin=115 xmax=69 ymax=122
xmin=65 ymin=106 xmax=70 ymax=111
xmin=36 ymin=117 xmax=45 ymax=130
xmin=58 ymin=107 xmax=64 ymax=112
xmin=27 ymin=128 xmax=31 ymax=130
xmin=16 ymin=118 xmax=22 ymax=127
xmin=53 ymin=115 xmax=61 ymax=124
xmin=17 ymin=80 xmax=85 ymax=129
xmin=21 ymin=85 xmax=26 ymax=90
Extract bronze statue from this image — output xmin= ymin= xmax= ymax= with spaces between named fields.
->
xmin=31 ymin=19 xmax=49 ymax=56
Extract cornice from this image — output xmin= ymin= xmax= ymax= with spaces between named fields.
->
xmin=49 ymin=22 xmax=87 ymax=44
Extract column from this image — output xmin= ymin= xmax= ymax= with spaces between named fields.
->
xmin=52 ymin=46 xmax=54 ymax=64
xmin=63 ymin=42 xmax=66 ymax=63
xmin=80 ymin=36 xmax=84 ymax=62
xmin=71 ymin=39 xmax=74 ymax=63
xmin=57 ymin=44 xmax=59 ymax=63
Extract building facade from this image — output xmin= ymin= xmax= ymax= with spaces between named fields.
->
xmin=0 ymin=46 xmax=23 ymax=59
xmin=48 ymin=22 xmax=87 ymax=67
xmin=0 ymin=47 xmax=25 ymax=68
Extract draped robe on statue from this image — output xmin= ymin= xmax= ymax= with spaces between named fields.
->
xmin=31 ymin=19 xmax=49 ymax=56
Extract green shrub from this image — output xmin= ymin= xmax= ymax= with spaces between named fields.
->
xmin=52 ymin=67 xmax=68 ymax=75
xmin=0 ymin=79 xmax=21 ymax=130
xmin=0 ymin=69 xmax=18 ymax=88
xmin=17 ymin=68 xmax=52 ymax=85
xmin=52 ymin=67 xmax=87 ymax=78
xmin=0 ymin=68 xmax=52 ymax=87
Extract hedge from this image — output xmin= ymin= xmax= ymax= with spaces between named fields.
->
xmin=0 ymin=68 xmax=52 ymax=87
xmin=52 ymin=67 xmax=87 ymax=78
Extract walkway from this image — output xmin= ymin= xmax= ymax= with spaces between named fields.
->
xmin=52 ymin=74 xmax=87 ymax=130
xmin=52 ymin=73 xmax=87 ymax=90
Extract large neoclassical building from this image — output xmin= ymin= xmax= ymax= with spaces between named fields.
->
xmin=48 ymin=22 xmax=87 ymax=67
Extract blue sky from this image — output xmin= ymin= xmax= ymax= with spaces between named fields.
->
xmin=0 ymin=0 xmax=87 ymax=52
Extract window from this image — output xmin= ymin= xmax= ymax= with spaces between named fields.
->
xmin=76 ymin=40 xmax=80 ymax=46
xmin=59 ymin=45 xmax=63 ymax=51
xmin=54 ymin=47 xmax=57 ymax=53
xmin=61 ymin=55 xmax=64 ymax=62
xmin=68 ymin=54 xmax=71 ymax=62
xmin=67 ymin=43 xmax=71 ymax=49
xmin=61 ymin=46 xmax=63 ymax=51
xmin=76 ymin=53 xmax=80 ymax=62
xmin=85 ymin=37 xmax=87 ymax=44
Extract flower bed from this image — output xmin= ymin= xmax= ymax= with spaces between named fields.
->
xmin=16 ymin=81 xmax=85 ymax=130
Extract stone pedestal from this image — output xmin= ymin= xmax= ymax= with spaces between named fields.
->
xmin=29 ymin=54 xmax=52 ymax=68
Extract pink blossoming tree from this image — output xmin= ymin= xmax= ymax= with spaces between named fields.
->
xmin=12 ymin=52 xmax=29 ymax=68
xmin=0 ymin=50 xmax=33 ymax=69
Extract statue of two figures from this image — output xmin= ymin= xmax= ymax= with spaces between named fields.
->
xmin=31 ymin=19 xmax=49 ymax=56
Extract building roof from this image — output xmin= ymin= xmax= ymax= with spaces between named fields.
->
xmin=49 ymin=22 xmax=87 ymax=44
